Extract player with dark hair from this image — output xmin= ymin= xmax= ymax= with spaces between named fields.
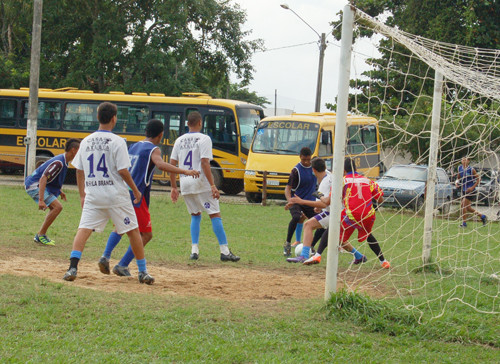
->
xmin=97 ymin=119 xmax=199 ymax=276
xmin=283 ymin=147 xmax=318 ymax=257
xmin=456 ymin=156 xmax=486 ymax=227
xmin=63 ymin=102 xmax=154 ymax=284
xmin=25 ymin=138 xmax=81 ymax=246
xmin=169 ymin=111 xmax=240 ymax=261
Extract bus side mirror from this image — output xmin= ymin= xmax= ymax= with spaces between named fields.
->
xmin=321 ymin=131 xmax=330 ymax=145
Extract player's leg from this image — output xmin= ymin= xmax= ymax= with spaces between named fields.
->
xmin=287 ymin=216 xmax=322 ymax=263
xmin=284 ymin=204 xmax=302 ymax=256
xmin=207 ymin=202 xmax=240 ymax=262
xmin=293 ymin=222 xmax=303 ymax=247
xmin=310 ymin=228 xmax=324 ymax=250
xmin=465 ymin=195 xmax=487 ymax=225
xmin=340 ymin=217 xmax=366 ymax=264
xmin=63 ymin=207 xmax=108 ymax=281
xmin=28 ymin=187 xmax=59 ymax=245
xmin=183 ymin=194 xmax=202 ymax=260
xmin=302 ymin=212 xmax=329 ymax=265
xmin=38 ymin=198 xmax=62 ymax=238
xmin=460 ymin=196 xmax=469 ymax=227
xmin=366 ymin=234 xmax=390 ymax=268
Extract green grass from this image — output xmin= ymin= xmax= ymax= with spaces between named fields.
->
xmin=0 ymin=185 xmax=499 ymax=362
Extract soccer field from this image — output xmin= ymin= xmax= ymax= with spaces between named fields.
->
xmin=0 ymin=185 xmax=498 ymax=362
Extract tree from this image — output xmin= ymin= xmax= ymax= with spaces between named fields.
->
xmin=227 ymin=83 xmax=269 ymax=107
xmin=0 ymin=0 xmax=265 ymax=102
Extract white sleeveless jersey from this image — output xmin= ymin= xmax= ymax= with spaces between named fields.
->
xmin=171 ymin=132 xmax=212 ymax=195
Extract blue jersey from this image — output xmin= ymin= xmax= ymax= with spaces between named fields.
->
xmin=458 ymin=165 xmax=476 ymax=193
xmin=128 ymin=141 xmax=158 ymax=207
xmin=290 ymin=162 xmax=317 ymax=201
xmin=24 ymin=154 xmax=68 ymax=197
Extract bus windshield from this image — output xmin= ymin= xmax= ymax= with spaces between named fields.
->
xmin=237 ymin=107 xmax=262 ymax=150
xmin=252 ymin=121 xmax=319 ymax=155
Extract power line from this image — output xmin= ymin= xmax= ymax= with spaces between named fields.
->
xmin=256 ymin=41 xmax=317 ymax=53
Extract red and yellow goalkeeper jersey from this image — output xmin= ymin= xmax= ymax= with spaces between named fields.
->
xmin=343 ymin=172 xmax=383 ymax=222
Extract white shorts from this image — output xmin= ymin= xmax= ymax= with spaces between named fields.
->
xmin=314 ymin=210 xmax=330 ymax=229
xmin=78 ymin=204 xmax=138 ymax=234
xmin=183 ymin=191 xmax=220 ymax=215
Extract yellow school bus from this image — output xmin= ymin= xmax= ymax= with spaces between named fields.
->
xmin=243 ymin=112 xmax=381 ymax=202
xmin=0 ymin=88 xmax=263 ymax=194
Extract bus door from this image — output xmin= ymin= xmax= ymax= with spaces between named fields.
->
xmin=151 ymin=111 xmax=182 ymax=181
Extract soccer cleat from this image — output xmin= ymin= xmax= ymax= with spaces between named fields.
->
xmin=98 ymin=256 xmax=110 ymax=275
xmin=352 ymin=255 xmax=367 ymax=265
xmin=287 ymin=255 xmax=307 ymax=263
xmin=138 ymin=271 xmax=155 ymax=285
xmin=112 ymin=264 xmax=131 ymax=277
xmin=34 ymin=234 xmax=55 ymax=246
xmin=63 ymin=267 xmax=77 ymax=281
xmin=221 ymin=251 xmax=240 ymax=262
xmin=303 ymin=254 xmax=321 ymax=265
xmin=189 ymin=253 xmax=199 ymax=260
xmin=459 ymin=222 xmax=467 ymax=228
xmin=481 ymin=215 xmax=487 ymax=226
xmin=381 ymin=260 xmax=391 ymax=269
xmin=283 ymin=242 xmax=292 ymax=257
xmin=291 ymin=241 xmax=300 ymax=248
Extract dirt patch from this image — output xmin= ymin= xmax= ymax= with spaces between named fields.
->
xmin=0 ymin=248 xmax=394 ymax=302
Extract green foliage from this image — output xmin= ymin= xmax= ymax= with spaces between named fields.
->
xmin=228 ymin=82 xmax=270 ymax=107
xmin=329 ymin=1 xmax=500 ymax=162
xmin=0 ymin=0 xmax=265 ymax=99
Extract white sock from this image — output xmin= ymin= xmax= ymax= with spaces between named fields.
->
xmin=220 ymin=244 xmax=230 ymax=255
xmin=191 ymin=244 xmax=199 ymax=254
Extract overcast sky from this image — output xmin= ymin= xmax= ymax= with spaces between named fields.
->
xmin=231 ymin=0 xmax=359 ymax=113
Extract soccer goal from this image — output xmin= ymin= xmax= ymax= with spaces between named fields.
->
xmin=326 ymin=5 xmax=499 ymax=322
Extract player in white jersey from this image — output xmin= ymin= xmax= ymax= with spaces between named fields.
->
xmin=62 ymin=102 xmax=154 ymax=284
xmin=169 ymin=111 xmax=240 ymax=262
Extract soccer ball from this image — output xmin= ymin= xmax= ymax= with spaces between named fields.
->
xmin=294 ymin=243 xmax=311 ymax=258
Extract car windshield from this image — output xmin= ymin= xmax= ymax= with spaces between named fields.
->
xmin=252 ymin=120 xmax=319 ymax=155
xmin=383 ymin=166 xmax=427 ymax=182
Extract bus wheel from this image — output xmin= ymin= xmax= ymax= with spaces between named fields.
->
xmin=35 ymin=154 xmax=52 ymax=169
xmin=222 ymin=179 xmax=243 ymax=195
xmin=156 ymin=180 xmax=171 ymax=186
xmin=211 ymin=166 xmax=223 ymax=190
xmin=245 ymin=192 xmax=262 ymax=203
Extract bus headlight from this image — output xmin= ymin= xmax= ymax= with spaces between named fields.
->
xmin=245 ymin=170 xmax=256 ymax=176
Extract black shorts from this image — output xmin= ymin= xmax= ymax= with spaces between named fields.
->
xmin=461 ymin=192 xmax=477 ymax=202
xmin=289 ymin=203 xmax=316 ymax=220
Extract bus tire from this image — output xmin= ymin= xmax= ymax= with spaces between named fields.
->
xmin=245 ymin=192 xmax=262 ymax=203
xmin=35 ymin=153 xmax=52 ymax=169
xmin=222 ymin=179 xmax=243 ymax=195
xmin=211 ymin=166 xmax=223 ymax=190
xmin=156 ymin=180 xmax=171 ymax=186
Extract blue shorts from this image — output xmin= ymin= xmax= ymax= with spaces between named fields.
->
xmin=26 ymin=187 xmax=58 ymax=206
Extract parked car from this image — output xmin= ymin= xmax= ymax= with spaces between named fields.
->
xmin=377 ymin=164 xmax=452 ymax=213
xmin=475 ymin=168 xmax=499 ymax=206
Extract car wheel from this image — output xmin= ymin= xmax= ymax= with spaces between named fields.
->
xmin=440 ymin=197 xmax=451 ymax=215
xmin=245 ymin=192 xmax=262 ymax=203
xmin=414 ymin=196 xmax=424 ymax=212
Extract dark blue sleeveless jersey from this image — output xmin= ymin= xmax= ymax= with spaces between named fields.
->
xmin=292 ymin=162 xmax=317 ymax=201
xmin=128 ymin=141 xmax=158 ymax=207
xmin=24 ymin=154 xmax=68 ymax=197
xmin=458 ymin=165 xmax=476 ymax=193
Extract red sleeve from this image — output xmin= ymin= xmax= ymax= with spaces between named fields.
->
xmin=43 ymin=160 xmax=63 ymax=183
xmin=371 ymin=180 xmax=383 ymax=200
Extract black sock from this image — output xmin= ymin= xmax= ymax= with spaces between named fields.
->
xmin=317 ymin=228 xmax=329 ymax=255
xmin=367 ymin=234 xmax=385 ymax=262
xmin=311 ymin=228 xmax=325 ymax=249
xmin=69 ymin=257 xmax=80 ymax=270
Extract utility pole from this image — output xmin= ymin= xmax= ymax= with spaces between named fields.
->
xmin=315 ymin=33 xmax=326 ymax=112
xmin=24 ymin=0 xmax=43 ymax=178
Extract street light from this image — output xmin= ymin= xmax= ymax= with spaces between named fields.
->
xmin=281 ymin=3 xmax=327 ymax=112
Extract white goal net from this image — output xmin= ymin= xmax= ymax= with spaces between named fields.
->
xmin=333 ymin=7 xmax=499 ymax=322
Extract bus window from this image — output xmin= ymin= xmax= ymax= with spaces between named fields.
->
xmin=168 ymin=114 xmax=181 ymax=142
xmin=252 ymin=121 xmax=318 ymax=154
xmin=204 ymin=113 xmax=236 ymax=153
xmin=63 ymin=103 xmax=98 ymax=130
xmin=0 ymin=99 xmax=16 ymax=126
xmin=117 ymin=105 xmax=149 ymax=133
xmin=21 ymin=101 xmax=61 ymax=129
xmin=236 ymin=107 xmax=262 ymax=151
xmin=347 ymin=124 xmax=378 ymax=154
xmin=318 ymin=130 xmax=332 ymax=157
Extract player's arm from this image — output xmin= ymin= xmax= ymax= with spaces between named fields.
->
xmin=118 ymin=168 xmax=142 ymax=204
xmin=469 ymin=168 xmax=481 ymax=192
xmin=76 ymin=169 xmax=86 ymax=208
xmin=169 ymin=158 xmax=179 ymax=203
xmin=37 ymin=175 xmax=48 ymax=210
xmin=288 ymin=196 xmax=327 ymax=209
xmin=151 ymin=149 xmax=199 ymax=178
xmin=201 ymin=157 xmax=219 ymax=199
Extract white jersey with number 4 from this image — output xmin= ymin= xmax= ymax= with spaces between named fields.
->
xmin=171 ymin=132 xmax=212 ymax=195
xmin=72 ymin=130 xmax=131 ymax=208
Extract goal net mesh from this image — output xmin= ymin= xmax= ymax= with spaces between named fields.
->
xmin=336 ymin=8 xmax=499 ymax=321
